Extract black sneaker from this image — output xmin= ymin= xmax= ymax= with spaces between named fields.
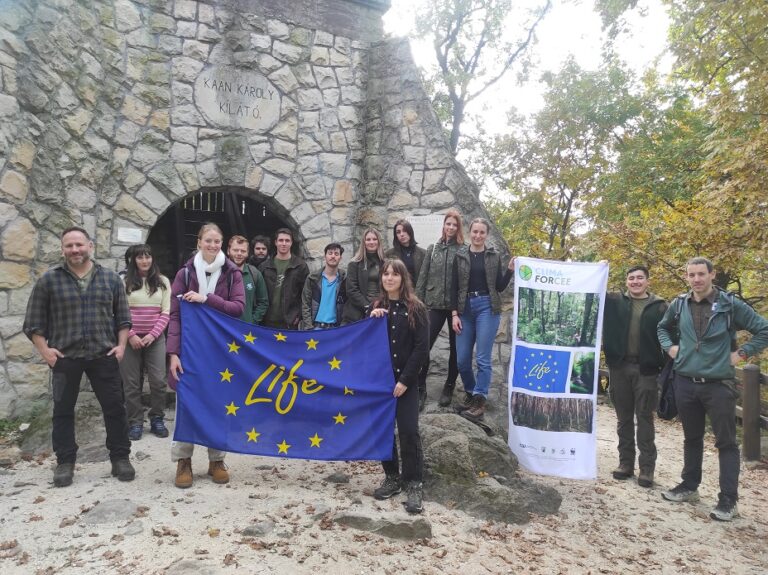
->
xmin=373 ymin=475 xmax=402 ymax=500
xmin=53 ymin=462 xmax=75 ymax=487
xmin=149 ymin=417 xmax=169 ymax=438
xmin=710 ymin=498 xmax=739 ymax=521
xmin=403 ymin=481 xmax=423 ymax=514
xmin=128 ymin=424 xmax=143 ymax=441
xmin=661 ymin=482 xmax=699 ymax=502
xmin=111 ymin=459 xmax=136 ymax=482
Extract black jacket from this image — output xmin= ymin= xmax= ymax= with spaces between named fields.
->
xmin=603 ymin=291 xmax=667 ymax=375
xmin=384 ymin=244 xmax=426 ymax=285
xmin=369 ymin=300 xmax=429 ymax=388
xmin=259 ymin=255 xmax=309 ymax=328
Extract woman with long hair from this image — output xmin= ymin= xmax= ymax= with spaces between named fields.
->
xmin=119 ymin=244 xmax=171 ymax=441
xmin=415 ymin=209 xmax=465 ymax=409
xmin=369 ymin=258 xmax=429 ymax=514
xmin=384 ymin=219 xmax=426 ymax=286
xmin=166 ymin=223 xmax=245 ymax=488
xmin=342 ymin=227 xmax=385 ymax=324
xmin=451 ymin=218 xmax=514 ymax=421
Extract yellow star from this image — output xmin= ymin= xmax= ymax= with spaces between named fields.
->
xmin=344 ymin=386 xmax=355 ymax=395
xmin=219 ymin=368 xmax=234 ymax=383
xmin=244 ymin=332 xmax=256 ymax=344
xmin=306 ymin=338 xmax=318 ymax=350
xmin=227 ymin=341 xmax=240 ymax=353
xmin=328 ymin=356 xmax=342 ymax=370
xmin=246 ymin=428 xmax=260 ymax=442
xmin=333 ymin=412 xmax=347 ymax=425
xmin=274 ymin=332 xmax=287 ymax=342
xmin=276 ymin=439 xmax=291 ymax=454
xmin=225 ymin=402 xmax=239 ymax=415
xmin=309 ymin=433 xmax=323 ymax=448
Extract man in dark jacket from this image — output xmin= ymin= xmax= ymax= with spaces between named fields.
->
xmin=603 ymin=265 xmax=667 ymax=488
xmin=301 ymin=243 xmax=347 ymax=329
xmin=227 ymin=235 xmax=268 ymax=324
xmin=259 ymin=228 xmax=309 ymax=330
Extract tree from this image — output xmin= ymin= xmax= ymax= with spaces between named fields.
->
xmin=415 ymin=0 xmax=551 ymax=154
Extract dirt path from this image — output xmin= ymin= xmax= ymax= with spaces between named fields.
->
xmin=0 ymin=404 xmax=766 ymax=574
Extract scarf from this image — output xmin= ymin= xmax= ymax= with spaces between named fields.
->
xmin=193 ymin=250 xmax=226 ymax=296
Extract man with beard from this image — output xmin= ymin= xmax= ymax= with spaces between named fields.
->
xmin=227 ymin=235 xmax=268 ymax=324
xmin=301 ymin=243 xmax=347 ymax=329
xmin=249 ymin=235 xmax=270 ymax=268
xmin=260 ymin=228 xmax=309 ymax=330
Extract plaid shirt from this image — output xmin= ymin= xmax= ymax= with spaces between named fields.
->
xmin=23 ymin=262 xmax=131 ymax=359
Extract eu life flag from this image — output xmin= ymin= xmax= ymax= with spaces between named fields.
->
xmin=173 ymin=301 xmax=396 ymax=460
xmin=512 ymin=344 xmax=570 ymax=393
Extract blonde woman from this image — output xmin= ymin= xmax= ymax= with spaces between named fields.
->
xmin=342 ymin=227 xmax=385 ymax=323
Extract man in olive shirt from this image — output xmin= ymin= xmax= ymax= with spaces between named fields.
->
xmin=603 ymin=266 xmax=667 ymax=488
xmin=259 ymin=228 xmax=308 ymax=329
xmin=227 ymin=235 xmax=268 ymax=324
xmin=23 ymin=227 xmax=135 ymax=487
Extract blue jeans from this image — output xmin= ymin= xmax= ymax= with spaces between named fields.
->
xmin=456 ymin=296 xmax=501 ymax=398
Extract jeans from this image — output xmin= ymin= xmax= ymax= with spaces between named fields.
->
xmin=456 ymin=296 xmax=501 ymax=398
xmin=674 ymin=374 xmax=740 ymax=502
xmin=417 ymin=309 xmax=459 ymax=393
xmin=382 ymin=375 xmax=423 ymax=482
xmin=608 ymin=361 xmax=657 ymax=471
xmin=119 ymin=335 xmax=167 ymax=425
xmin=51 ymin=355 xmax=131 ymax=464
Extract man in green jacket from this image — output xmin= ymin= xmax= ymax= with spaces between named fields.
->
xmin=657 ymin=257 xmax=768 ymax=521
xmin=603 ymin=265 xmax=667 ymax=488
xmin=227 ymin=235 xmax=268 ymax=324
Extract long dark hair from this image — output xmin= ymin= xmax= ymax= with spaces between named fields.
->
xmin=124 ymin=244 xmax=166 ymax=296
xmin=372 ymin=258 xmax=427 ymax=328
xmin=392 ymin=219 xmax=417 ymax=248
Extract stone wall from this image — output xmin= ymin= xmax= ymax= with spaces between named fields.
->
xmin=0 ymin=0 xmax=511 ymax=428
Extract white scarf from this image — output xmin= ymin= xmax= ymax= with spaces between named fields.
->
xmin=193 ymin=250 xmax=226 ymax=296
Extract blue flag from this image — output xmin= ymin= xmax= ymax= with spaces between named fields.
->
xmin=173 ymin=301 xmax=396 ymax=460
xmin=511 ymin=344 xmax=570 ymax=393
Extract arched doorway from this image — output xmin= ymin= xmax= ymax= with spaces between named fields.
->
xmin=147 ymin=187 xmax=298 ymax=278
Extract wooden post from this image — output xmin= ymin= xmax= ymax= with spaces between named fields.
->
xmin=741 ymin=364 xmax=761 ymax=461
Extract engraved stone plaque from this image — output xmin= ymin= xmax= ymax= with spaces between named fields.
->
xmin=194 ymin=66 xmax=281 ymax=131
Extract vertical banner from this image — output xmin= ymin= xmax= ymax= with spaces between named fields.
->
xmin=508 ymin=258 xmax=608 ymax=479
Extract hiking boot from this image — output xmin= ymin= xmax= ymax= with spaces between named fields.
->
xmin=612 ymin=464 xmax=634 ymax=480
xmin=149 ymin=417 xmax=169 ymax=438
xmin=438 ymin=382 xmax=455 ymax=407
xmin=418 ymin=387 xmax=427 ymax=413
xmin=53 ymin=462 xmax=75 ymax=487
xmin=662 ymin=483 xmax=700 ymax=503
xmin=403 ymin=481 xmax=423 ymax=514
xmin=637 ymin=469 xmax=654 ymax=488
xmin=111 ymin=459 xmax=136 ymax=482
xmin=373 ymin=474 xmax=402 ymax=500
xmin=175 ymin=458 xmax=193 ymax=488
xmin=208 ymin=460 xmax=230 ymax=484
xmin=710 ymin=498 xmax=739 ymax=521
xmin=128 ymin=424 xmax=143 ymax=441
xmin=463 ymin=395 xmax=486 ymax=421
xmin=455 ymin=392 xmax=474 ymax=413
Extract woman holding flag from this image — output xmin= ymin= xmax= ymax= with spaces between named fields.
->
xmin=166 ymin=223 xmax=245 ymax=488
xmin=368 ymin=258 xmax=429 ymax=514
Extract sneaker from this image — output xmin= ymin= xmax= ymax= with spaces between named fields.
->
xmin=418 ymin=388 xmax=427 ymax=413
xmin=111 ymin=458 xmax=136 ymax=482
xmin=661 ymin=483 xmax=699 ymax=503
xmin=53 ymin=462 xmax=75 ymax=487
xmin=373 ymin=475 xmax=402 ymax=500
xmin=149 ymin=417 xmax=169 ymax=438
xmin=710 ymin=498 xmax=739 ymax=522
xmin=128 ymin=424 xmax=143 ymax=441
xmin=612 ymin=464 xmax=634 ymax=480
xmin=208 ymin=460 xmax=230 ymax=484
xmin=403 ymin=481 xmax=423 ymax=514
xmin=175 ymin=458 xmax=193 ymax=488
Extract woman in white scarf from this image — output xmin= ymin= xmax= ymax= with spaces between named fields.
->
xmin=166 ymin=222 xmax=245 ymax=489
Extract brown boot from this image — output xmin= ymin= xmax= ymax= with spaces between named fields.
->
xmin=464 ymin=395 xmax=486 ymax=420
xmin=455 ymin=392 xmax=474 ymax=413
xmin=208 ymin=460 xmax=230 ymax=484
xmin=612 ymin=464 xmax=634 ymax=480
xmin=175 ymin=458 xmax=193 ymax=488
xmin=637 ymin=468 xmax=654 ymax=488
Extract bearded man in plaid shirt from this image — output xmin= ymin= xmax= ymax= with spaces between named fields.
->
xmin=24 ymin=227 xmax=136 ymax=487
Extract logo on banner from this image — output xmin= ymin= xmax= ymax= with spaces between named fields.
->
xmin=512 ymin=345 xmax=570 ymax=393
xmin=519 ymin=265 xmax=533 ymax=281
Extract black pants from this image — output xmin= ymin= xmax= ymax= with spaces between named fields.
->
xmin=417 ymin=309 xmax=458 ymax=393
xmin=382 ymin=380 xmax=423 ymax=482
xmin=52 ymin=356 xmax=131 ymax=464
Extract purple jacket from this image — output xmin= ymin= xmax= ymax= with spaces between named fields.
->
xmin=166 ymin=256 xmax=245 ymax=355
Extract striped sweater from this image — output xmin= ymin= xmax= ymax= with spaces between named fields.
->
xmin=125 ymin=276 xmax=171 ymax=338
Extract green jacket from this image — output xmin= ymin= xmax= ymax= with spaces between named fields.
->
xmin=240 ymin=263 xmax=268 ymax=324
xmin=450 ymin=246 xmax=512 ymax=314
xmin=657 ymin=288 xmax=768 ymax=379
xmin=602 ymin=291 xmax=667 ymax=375
xmin=415 ymin=239 xmax=462 ymax=310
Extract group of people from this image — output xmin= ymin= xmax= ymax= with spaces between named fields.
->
xmin=603 ymin=258 xmax=768 ymax=522
xmin=22 ymin=211 xmax=513 ymax=515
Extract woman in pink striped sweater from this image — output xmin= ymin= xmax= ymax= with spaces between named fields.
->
xmin=119 ymin=244 xmax=171 ymax=440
